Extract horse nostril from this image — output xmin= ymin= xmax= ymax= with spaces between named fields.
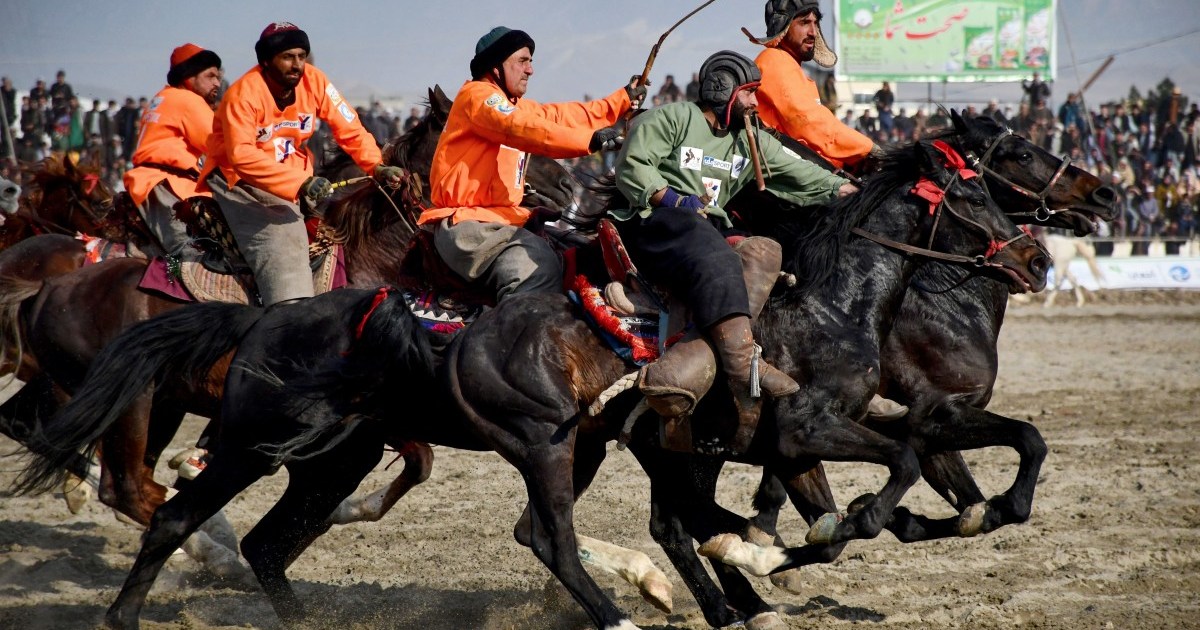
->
xmin=1091 ymin=185 xmax=1117 ymax=204
xmin=3 ymin=187 xmax=15 ymax=195
xmin=1031 ymin=254 xmax=1048 ymax=275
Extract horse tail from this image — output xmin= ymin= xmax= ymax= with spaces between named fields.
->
xmin=13 ymin=302 xmax=265 ymax=496
xmin=265 ymin=287 xmax=434 ymax=466
xmin=0 ymin=275 xmax=44 ymax=378
xmin=1080 ymin=240 xmax=1105 ymax=285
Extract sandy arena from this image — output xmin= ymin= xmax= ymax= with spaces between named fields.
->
xmin=2 ymin=291 xmax=1198 ymax=629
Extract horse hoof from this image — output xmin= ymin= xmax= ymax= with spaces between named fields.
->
xmin=958 ymin=502 xmax=988 ymax=537
xmin=746 ymin=611 xmax=788 ymax=630
xmin=805 ymin=512 xmax=844 ymax=544
xmin=168 ymin=448 xmax=208 ymax=481
xmin=639 ymin=572 xmax=674 ymax=614
xmin=744 ymin=524 xmax=775 ymax=547
xmin=62 ymin=473 xmax=91 ymax=514
xmin=697 ymin=533 xmax=740 ymax=561
xmin=769 ymin=568 xmax=806 ymax=595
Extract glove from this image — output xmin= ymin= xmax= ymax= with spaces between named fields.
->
xmin=625 ymin=76 xmax=648 ymax=109
xmin=374 ymin=164 xmax=406 ymax=188
xmin=589 ymin=126 xmax=624 ymax=153
xmin=299 ymin=176 xmax=333 ymax=204
xmin=659 ymin=187 xmax=707 ymax=211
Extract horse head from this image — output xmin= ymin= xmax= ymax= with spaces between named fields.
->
xmin=906 ymin=139 xmax=1049 ymax=293
xmin=949 ymin=111 xmax=1116 ymax=236
xmin=23 ymin=154 xmax=115 ymax=234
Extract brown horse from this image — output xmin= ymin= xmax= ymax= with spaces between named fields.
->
xmin=2 ymin=87 xmax=574 ymax=528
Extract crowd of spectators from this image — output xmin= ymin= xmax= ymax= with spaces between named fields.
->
xmin=3 ymin=66 xmax=1195 ymax=255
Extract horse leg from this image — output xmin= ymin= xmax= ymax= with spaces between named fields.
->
xmin=240 ymin=427 xmax=385 ymax=624
xmin=326 ymin=440 xmax=433 ymax=524
xmin=513 ymin=437 xmax=674 ymax=615
xmin=776 ymin=411 xmax=921 ymax=550
xmin=909 ymin=403 xmax=1047 ymax=536
xmin=104 ymin=449 xmax=269 ymax=630
xmin=629 ymin=445 xmax=763 ymax=628
xmin=883 ymin=450 xmax=989 ymax=542
xmin=96 ymin=391 xmax=167 ymax=526
xmin=758 ymin=462 xmax=847 ymax=593
xmin=510 ymin=430 xmax=638 ymax=629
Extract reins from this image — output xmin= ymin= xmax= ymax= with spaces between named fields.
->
xmin=328 ymin=168 xmax=425 ymax=236
xmin=966 ymin=128 xmax=1072 ymax=222
xmin=850 ymin=140 xmax=1033 ymax=273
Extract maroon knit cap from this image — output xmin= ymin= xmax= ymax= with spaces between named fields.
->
xmin=255 ymin=22 xmax=311 ymax=64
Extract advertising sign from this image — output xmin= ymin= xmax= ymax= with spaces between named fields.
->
xmin=835 ymin=0 xmax=1056 ymax=82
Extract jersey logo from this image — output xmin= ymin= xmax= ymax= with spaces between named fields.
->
xmin=731 ymin=155 xmax=749 ymax=178
xmin=703 ymin=155 xmax=732 ymax=171
xmin=680 ymin=147 xmax=703 ymax=171
xmin=337 ymin=102 xmax=355 ymax=123
xmin=700 ymin=177 xmax=722 ymax=207
xmin=325 ymin=84 xmax=344 ymax=106
xmin=257 ymin=126 xmax=273 ymax=142
xmin=298 ymin=113 xmax=314 ymax=133
xmin=149 ymin=97 xmax=164 ymax=111
xmin=274 ymin=137 xmax=296 ymax=162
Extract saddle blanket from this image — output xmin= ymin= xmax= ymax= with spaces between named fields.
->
xmin=138 ymin=244 xmax=345 ymax=304
xmin=569 ymin=274 xmax=683 ymax=366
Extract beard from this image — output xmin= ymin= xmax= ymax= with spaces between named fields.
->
xmin=265 ymin=64 xmax=303 ymax=90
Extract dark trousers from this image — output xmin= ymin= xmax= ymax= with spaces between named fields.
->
xmin=615 ymin=207 xmax=748 ymax=329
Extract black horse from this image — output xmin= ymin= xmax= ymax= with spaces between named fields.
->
xmin=22 ymin=137 xmax=1049 ymax=629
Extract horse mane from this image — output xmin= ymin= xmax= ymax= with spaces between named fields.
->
xmin=319 ymin=107 xmax=437 ymax=251
xmin=774 ymin=141 xmax=927 ymax=302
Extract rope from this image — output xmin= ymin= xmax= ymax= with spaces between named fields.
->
xmin=616 ymin=398 xmax=651 ymax=451
xmin=587 ymin=371 xmax=640 ymax=417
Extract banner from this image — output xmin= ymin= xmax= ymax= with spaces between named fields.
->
xmin=834 ymin=0 xmax=1056 ymax=83
xmin=1050 ymin=257 xmax=1200 ymax=291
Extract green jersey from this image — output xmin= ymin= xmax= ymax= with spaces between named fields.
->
xmin=612 ymin=101 xmax=847 ymax=228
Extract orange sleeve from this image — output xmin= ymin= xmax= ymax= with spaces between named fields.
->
xmin=755 ymin=48 xmax=873 ymax=168
xmin=312 ymin=70 xmax=381 ymax=175
xmin=460 ymin=83 xmax=604 ymax=159
xmin=531 ymin=86 xmax=629 ymax=128
xmin=178 ymin=94 xmax=213 ymax=158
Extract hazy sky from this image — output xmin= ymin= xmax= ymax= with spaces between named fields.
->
xmin=2 ymin=0 xmax=1198 ymax=111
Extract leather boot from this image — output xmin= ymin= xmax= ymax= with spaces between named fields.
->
xmin=709 ymin=315 xmax=799 ymax=453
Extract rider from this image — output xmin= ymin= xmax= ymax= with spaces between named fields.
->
xmin=611 ymin=50 xmax=855 ymax=452
xmin=416 ymin=26 xmax=644 ymax=303
xmin=749 ymin=0 xmax=878 ymax=172
xmin=198 ymin=22 xmax=404 ymax=306
xmin=750 ymin=0 xmax=909 ymax=420
xmin=123 ymin=43 xmax=222 ymax=257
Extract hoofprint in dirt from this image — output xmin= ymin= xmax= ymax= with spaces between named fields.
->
xmin=1 ymin=298 xmax=1198 ymax=629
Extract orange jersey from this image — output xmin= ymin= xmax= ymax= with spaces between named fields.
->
xmin=199 ymin=64 xmax=380 ymax=202
xmin=755 ymin=47 xmax=873 ymax=170
xmin=123 ymin=85 xmax=213 ymax=205
xmin=418 ymin=79 xmax=629 ymax=227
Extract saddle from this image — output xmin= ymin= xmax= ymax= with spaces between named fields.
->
xmin=138 ymin=197 xmax=343 ymax=306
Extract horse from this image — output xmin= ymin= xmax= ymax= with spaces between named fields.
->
xmin=24 ymin=137 xmax=1048 ymax=629
xmin=1 ymin=85 xmax=573 ymax=532
xmin=0 ymin=154 xmax=135 ymax=251
xmin=1041 ymin=230 xmax=1105 ymax=307
xmin=0 ymin=174 xmax=19 ymax=214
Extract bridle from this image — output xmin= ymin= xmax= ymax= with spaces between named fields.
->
xmin=17 ymin=172 xmax=113 ymax=237
xmin=850 ymin=140 xmax=1034 ymax=273
xmin=966 ymin=127 xmax=1072 ymax=222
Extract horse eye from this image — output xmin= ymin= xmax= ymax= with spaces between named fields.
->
xmin=1019 ymin=152 xmax=1033 ymax=163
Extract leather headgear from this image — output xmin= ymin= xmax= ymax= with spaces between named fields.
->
xmin=747 ymin=0 xmax=837 ymax=68
xmin=699 ymin=50 xmax=761 ymax=112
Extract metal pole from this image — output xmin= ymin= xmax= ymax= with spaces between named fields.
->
xmin=0 ymin=96 xmax=16 ymax=167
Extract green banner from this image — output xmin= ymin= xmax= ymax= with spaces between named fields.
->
xmin=834 ymin=0 xmax=1055 ymax=82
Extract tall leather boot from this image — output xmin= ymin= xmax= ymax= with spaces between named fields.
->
xmin=709 ymin=314 xmax=799 ymax=453
xmin=638 ymin=236 xmax=783 ymax=419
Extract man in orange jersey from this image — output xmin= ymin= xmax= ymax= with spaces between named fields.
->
xmin=749 ymin=1 xmax=906 ymax=419
xmin=417 ymin=27 xmax=644 ymax=303
xmin=123 ymin=43 xmax=222 ymax=256
xmin=199 ymin=22 xmax=404 ymax=306
xmin=749 ymin=0 xmax=880 ymax=172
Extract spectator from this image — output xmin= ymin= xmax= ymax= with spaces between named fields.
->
xmin=856 ymin=108 xmax=876 ymax=135
xmin=656 ymin=74 xmax=682 ymax=103
xmin=83 ymin=98 xmax=112 ymax=168
xmin=29 ymin=78 xmax=47 ymax=103
xmin=65 ymin=96 xmax=86 ymax=153
xmin=981 ymin=99 xmax=1007 ymax=125
xmin=1058 ymin=92 xmax=1085 ymax=136
xmin=894 ymin=107 xmax=914 ymax=141
xmin=926 ymin=108 xmax=950 ymax=132
xmin=1021 ymin=71 xmax=1051 ymax=106
xmin=115 ymin=97 xmax=140 ymax=160
xmin=1182 ymin=118 xmax=1198 ymax=171
xmin=403 ymin=106 xmax=423 ymax=131
xmin=49 ymin=69 xmax=74 ymax=120
xmin=1159 ymin=123 xmax=1185 ymax=175
xmin=913 ymin=107 xmax=928 ymax=138
xmin=872 ymin=81 xmax=894 ymax=134
xmin=684 ymin=72 xmax=700 ymax=102
xmin=1110 ymin=102 xmax=1136 ymax=135
xmin=0 ymin=77 xmax=15 ymax=129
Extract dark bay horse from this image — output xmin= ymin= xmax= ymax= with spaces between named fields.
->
xmin=25 ymin=138 xmax=1047 ymax=629
xmin=3 ymin=87 xmax=573 ymax=528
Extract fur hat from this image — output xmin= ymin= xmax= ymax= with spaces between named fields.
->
xmin=255 ymin=22 xmax=311 ymax=64
xmin=167 ymin=43 xmax=221 ymax=87
xmin=745 ymin=0 xmax=837 ymax=68
xmin=470 ymin=27 xmax=535 ymax=80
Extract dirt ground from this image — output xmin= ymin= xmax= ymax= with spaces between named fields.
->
xmin=2 ymin=290 xmax=1198 ymax=629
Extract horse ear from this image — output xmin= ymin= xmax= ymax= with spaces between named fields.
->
xmin=62 ymin=152 xmax=77 ymax=175
xmin=914 ymin=141 xmax=940 ymax=175
xmin=429 ymin=85 xmax=452 ymax=125
xmin=951 ymin=109 xmax=967 ymax=133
